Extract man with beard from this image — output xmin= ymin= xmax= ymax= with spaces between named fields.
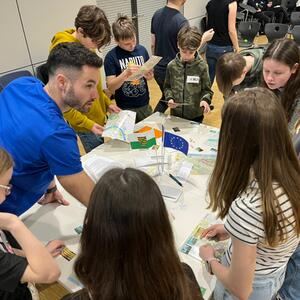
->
xmin=49 ymin=5 xmax=121 ymax=153
xmin=0 ymin=43 xmax=99 ymax=216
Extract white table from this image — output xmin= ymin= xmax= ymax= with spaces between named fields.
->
xmin=22 ymin=112 xmax=219 ymax=298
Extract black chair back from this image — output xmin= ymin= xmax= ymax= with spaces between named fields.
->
xmin=290 ymin=11 xmax=300 ymax=26
xmin=238 ymin=21 xmax=260 ymax=47
xmin=36 ymin=63 xmax=49 ymax=84
xmin=264 ymin=23 xmax=289 ymax=43
xmin=0 ymin=70 xmax=32 ymax=92
xmin=286 ymin=0 xmax=297 ymax=10
xmin=291 ymin=25 xmax=300 ymax=45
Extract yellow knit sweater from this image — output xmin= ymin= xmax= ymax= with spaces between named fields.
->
xmin=50 ymin=28 xmax=111 ymax=132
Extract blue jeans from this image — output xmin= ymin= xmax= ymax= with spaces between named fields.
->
xmin=213 ymin=256 xmax=286 ymax=300
xmin=277 ymin=242 xmax=300 ymax=300
xmin=77 ymin=131 xmax=104 ymax=153
xmin=205 ymin=43 xmax=234 ymax=84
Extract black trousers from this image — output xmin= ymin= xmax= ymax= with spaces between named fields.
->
xmin=153 ymin=69 xmax=168 ymax=113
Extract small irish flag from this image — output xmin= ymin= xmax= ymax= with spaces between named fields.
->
xmin=128 ymin=129 xmax=156 ymax=149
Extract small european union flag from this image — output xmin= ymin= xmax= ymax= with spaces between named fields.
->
xmin=163 ymin=131 xmax=189 ymax=155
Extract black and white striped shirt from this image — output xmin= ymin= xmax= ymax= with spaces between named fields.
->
xmin=224 ymin=180 xmax=299 ymax=275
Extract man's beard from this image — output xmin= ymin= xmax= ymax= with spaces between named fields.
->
xmin=64 ymin=87 xmax=92 ymax=112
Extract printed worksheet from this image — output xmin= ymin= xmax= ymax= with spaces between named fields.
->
xmin=102 ymin=110 xmax=136 ymax=141
xmin=125 ymin=55 xmax=162 ymax=81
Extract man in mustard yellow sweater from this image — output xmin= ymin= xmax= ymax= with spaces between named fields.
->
xmin=49 ymin=5 xmax=120 ymax=152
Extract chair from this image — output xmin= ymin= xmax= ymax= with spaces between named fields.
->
xmin=237 ymin=11 xmax=245 ymax=22
xmin=290 ymin=11 xmax=300 ymax=26
xmin=264 ymin=23 xmax=289 ymax=43
xmin=35 ymin=63 xmax=49 ymax=84
xmin=282 ymin=0 xmax=297 ymax=21
xmin=286 ymin=0 xmax=297 ymax=12
xmin=291 ymin=25 xmax=300 ymax=45
xmin=238 ymin=21 xmax=260 ymax=47
xmin=0 ymin=70 xmax=32 ymax=92
xmin=239 ymin=3 xmax=257 ymax=21
xmin=288 ymin=11 xmax=300 ymax=35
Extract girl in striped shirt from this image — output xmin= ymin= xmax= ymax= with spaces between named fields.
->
xmin=199 ymin=88 xmax=300 ymax=300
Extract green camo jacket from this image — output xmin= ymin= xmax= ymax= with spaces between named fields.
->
xmin=164 ymin=52 xmax=213 ymax=120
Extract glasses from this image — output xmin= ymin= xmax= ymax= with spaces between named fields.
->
xmin=0 ymin=184 xmax=12 ymax=196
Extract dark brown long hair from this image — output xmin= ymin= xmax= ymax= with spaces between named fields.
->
xmin=262 ymin=38 xmax=300 ymax=121
xmin=208 ymin=88 xmax=300 ymax=246
xmin=74 ymin=168 xmax=199 ymax=300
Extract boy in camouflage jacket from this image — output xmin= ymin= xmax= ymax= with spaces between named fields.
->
xmin=164 ymin=26 xmax=213 ymax=122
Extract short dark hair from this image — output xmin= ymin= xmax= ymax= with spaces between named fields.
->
xmin=112 ymin=15 xmax=136 ymax=41
xmin=47 ymin=42 xmax=102 ymax=77
xmin=177 ymin=26 xmax=202 ymax=51
xmin=75 ymin=5 xmax=111 ymax=48
xmin=216 ymin=52 xmax=246 ymax=97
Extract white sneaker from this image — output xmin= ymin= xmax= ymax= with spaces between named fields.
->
xmin=27 ymin=282 xmax=40 ymax=300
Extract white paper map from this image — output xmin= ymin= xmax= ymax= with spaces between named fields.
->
xmin=102 ymin=110 xmax=136 ymax=141
xmin=125 ymin=55 xmax=162 ymax=81
xmin=179 ymin=213 xmax=227 ymax=262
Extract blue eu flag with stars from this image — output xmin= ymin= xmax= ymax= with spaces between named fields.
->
xmin=163 ymin=132 xmax=189 ymax=155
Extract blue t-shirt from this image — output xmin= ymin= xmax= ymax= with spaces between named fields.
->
xmin=0 ymin=77 xmax=83 ymax=216
xmin=104 ymin=44 xmax=150 ymax=109
xmin=151 ymin=6 xmax=188 ymax=72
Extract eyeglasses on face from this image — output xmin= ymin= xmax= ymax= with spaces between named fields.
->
xmin=0 ymin=184 xmax=12 ymax=196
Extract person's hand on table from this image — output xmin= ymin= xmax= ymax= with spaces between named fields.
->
xmin=38 ymin=190 xmax=69 ymax=206
xmin=46 ymin=240 xmax=65 ymax=257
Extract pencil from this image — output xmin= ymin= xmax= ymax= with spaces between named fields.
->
xmin=168 ymin=173 xmax=183 ymax=187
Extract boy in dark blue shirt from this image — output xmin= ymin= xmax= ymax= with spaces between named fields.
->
xmin=104 ymin=16 xmax=153 ymax=123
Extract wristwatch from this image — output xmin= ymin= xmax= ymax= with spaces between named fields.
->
xmin=45 ymin=185 xmax=57 ymax=194
xmin=204 ymin=257 xmax=220 ymax=275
